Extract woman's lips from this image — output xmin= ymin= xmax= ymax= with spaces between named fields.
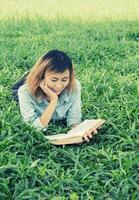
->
xmin=52 ymin=89 xmax=60 ymax=93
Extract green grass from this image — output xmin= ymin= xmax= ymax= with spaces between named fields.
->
xmin=0 ymin=0 xmax=139 ymax=199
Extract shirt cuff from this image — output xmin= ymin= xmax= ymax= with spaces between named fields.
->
xmin=32 ymin=117 xmax=48 ymax=132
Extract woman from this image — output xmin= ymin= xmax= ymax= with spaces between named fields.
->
xmin=15 ymin=50 xmax=97 ymax=142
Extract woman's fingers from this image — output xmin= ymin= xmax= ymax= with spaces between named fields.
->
xmin=83 ymin=128 xmax=98 ymax=142
xmin=40 ymin=80 xmax=45 ymax=89
xmin=83 ymin=129 xmax=93 ymax=142
xmin=83 ymin=134 xmax=90 ymax=142
xmin=92 ymin=128 xmax=98 ymax=134
xmin=87 ymin=131 xmax=93 ymax=138
xmin=40 ymin=80 xmax=49 ymax=93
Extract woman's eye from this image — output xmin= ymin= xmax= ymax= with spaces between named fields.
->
xmin=51 ymin=80 xmax=68 ymax=82
xmin=51 ymin=80 xmax=57 ymax=82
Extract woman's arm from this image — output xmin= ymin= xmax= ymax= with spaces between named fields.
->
xmin=18 ymin=85 xmax=57 ymax=131
xmin=40 ymin=100 xmax=57 ymax=127
xmin=39 ymin=79 xmax=59 ymax=127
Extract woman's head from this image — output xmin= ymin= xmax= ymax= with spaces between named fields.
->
xmin=43 ymin=68 xmax=70 ymax=96
xmin=26 ymin=50 xmax=76 ymax=99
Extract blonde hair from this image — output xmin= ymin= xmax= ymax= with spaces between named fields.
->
xmin=25 ymin=50 xmax=77 ymax=100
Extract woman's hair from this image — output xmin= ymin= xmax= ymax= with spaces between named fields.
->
xmin=26 ymin=49 xmax=77 ymax=99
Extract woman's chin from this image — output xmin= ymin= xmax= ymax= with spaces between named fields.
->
xmin=53 ymin=90 xmax=62 ymax=95
xmin=56 ymin=92 xmax=61 ymax=96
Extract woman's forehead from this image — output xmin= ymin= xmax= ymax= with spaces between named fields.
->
xmin=45 ymin=69 xmax=70 ymax=77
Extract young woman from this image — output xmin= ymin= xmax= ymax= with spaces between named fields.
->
xmin=15 ymin=50 xmax=97 ymax=142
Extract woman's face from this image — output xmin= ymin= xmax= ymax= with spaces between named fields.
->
xmin=44 ymin=69 xmax=70 ymax=95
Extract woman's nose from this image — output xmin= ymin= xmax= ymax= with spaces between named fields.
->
xmin=55 ymin=82 xmax=63 ymax=90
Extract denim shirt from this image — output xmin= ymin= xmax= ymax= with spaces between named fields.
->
xmin=18 ymin=79 xmax=82 ymax=131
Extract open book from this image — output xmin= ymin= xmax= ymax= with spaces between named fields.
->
xmin=45 ymin=119 xmax=105 ymax=145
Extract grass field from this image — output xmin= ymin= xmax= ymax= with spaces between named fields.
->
xmin=0 ymin=0 xmax=139 ymax=199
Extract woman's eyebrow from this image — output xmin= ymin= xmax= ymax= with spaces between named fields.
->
xmin=51 ymin=76 xmax=69 ymax=79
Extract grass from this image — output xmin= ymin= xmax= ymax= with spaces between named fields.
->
xmin=0 ymin=0 xmax=139 ymax=199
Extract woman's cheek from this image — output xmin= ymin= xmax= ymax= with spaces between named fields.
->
xmin=65 ymin=80 xmax=70 ymax=86
xmin=47 ymin=83 xmax=53 ymax=90
xmin=62 ymin=83 xmax=67 ymax=89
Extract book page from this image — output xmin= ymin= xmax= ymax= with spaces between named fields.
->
xmin=67 ymin=119 xmax=105 ymax=136
xmin=49 ymin=136 xmax=83 ymax=145
xmin=45 ymin=119 xmax=105 ymax=141
xmin=45 ymin=134 xmax=69 ymax=140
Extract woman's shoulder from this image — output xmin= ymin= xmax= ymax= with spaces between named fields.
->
xmin=67 ymin=79 xmax=81 ymax=98
xmin=75 ymin=79 xmax=81 ymax=89
xmin=18 ymin=83 xmax=29 ymax=94
xmin=18 ymin=84 xmax=33 ymax=99
xmin=73 ymin=79 xmax=81 ymax=93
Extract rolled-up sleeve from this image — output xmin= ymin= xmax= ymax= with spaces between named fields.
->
xmin=18 ymin=86 xmax=48 ymax=131
xmin=66 ymin=80 xmax=82 ymax=127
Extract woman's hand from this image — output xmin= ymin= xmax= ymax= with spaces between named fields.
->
xmin=40 ymin=79 xmax=58 ymax=102
xmin=82 ymin=128 xmax=98 ymax=142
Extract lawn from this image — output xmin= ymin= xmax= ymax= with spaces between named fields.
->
xmin=0 ymin=0 xmax=139 ymax=199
